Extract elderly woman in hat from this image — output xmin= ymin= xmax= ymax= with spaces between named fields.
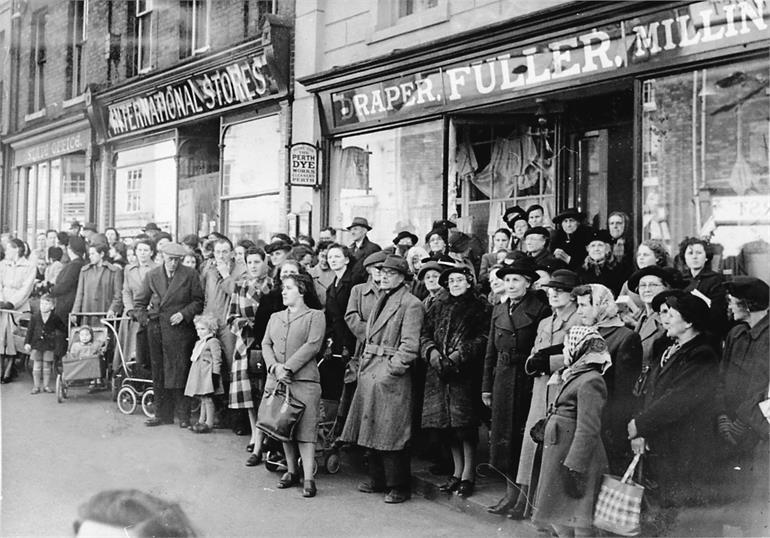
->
xmin=509 ymin=269 xmax=582 ymax=519
xmin=420 ymin=265 xmax=491 ymax=498
xmin=577 ymin=229 xmax=628 ymax=297
xmin=483 ymin=258 xmax=551 ymax=514
xmin=628 ymin=290 xmax=720 ymax=515
xmin=391 ymin=231 xmax=418 ymax=258
xmin=503 ymin=206 xmax=529 ymax=252
xmin=533 ymin=326 xmax=611 ymax=537
xmin=550 ymin=208 xmax=592 ymax=272
xmin=425 ymin=227 xmax=449 ymax=259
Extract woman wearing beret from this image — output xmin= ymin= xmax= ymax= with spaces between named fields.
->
xmin=628 ymin=291 xmax=721 ymax=521
xmin=420 ymin=265 xmax=491 ymax=498
xmin=483 ymin=259 xmax=551 ymax=515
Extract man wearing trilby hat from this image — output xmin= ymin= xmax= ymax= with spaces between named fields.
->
xmin=340 ymin=255 xmax=423 ymax=504
xmin=347 ymin=217 xmax=381 ymax=282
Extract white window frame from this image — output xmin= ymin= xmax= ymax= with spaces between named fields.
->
xmin=126 ymin=169 xmax=143 ymax=213
xmin=68 ymin=0 xmax=87 ymax=98
xmin=368 ymin=0 xmax=448 ymax=44
xmin=30 ymin=9 xmax=46 ymax=112
xmin=137 ymin=0 xmax=153 ymax=73
xmin=190 ymin=0 xmax=209 ymax=55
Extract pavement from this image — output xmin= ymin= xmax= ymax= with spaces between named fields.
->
xmin=0 ymin=370 xmax=538 ymax=538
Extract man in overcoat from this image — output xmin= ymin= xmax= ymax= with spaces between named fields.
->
xmin=341 ymin=255 xmax=423 ymax=503
xmin=135 ymin=242 xmax=204 ymax=428
xmin=347 ymin=217 xmax=381 ymax=283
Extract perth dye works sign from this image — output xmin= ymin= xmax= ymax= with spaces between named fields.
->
xmin=289 ymin=143 xmax=319 ymax=187
xmin=107 ymin=52 xmax=281 ymax=138
xmin=330 ymin=0 xmax=769 ymax=128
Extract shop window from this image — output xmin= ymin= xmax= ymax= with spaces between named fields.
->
xmin=28 ymin=9 xmax=46 ymax=113
xmin=66 ymin=0 xmax=87 ymax=99
xmin=642 ymin=55 xmax=770 ymax=282
xmin=179 ymin=0 xmax=209 ymax=59
xmin=329 ymin=120 xmax=444 ymax=248
xmin=451 ymin=119 xmax=555 ymax=252
xmin=129 ymin=0 xmax=153 ymax=75
xmin=126 ymin=169 xmax=143 ymax=212
xmin=222 ymin=115 xmax=281 ymax=241
xmin=178 ymin=131 xmax=219 ymax=239
xmin=398 ymin=0 xmax=438 ymax=18
xmin=371 ymin=0 xmax=448 ymax=41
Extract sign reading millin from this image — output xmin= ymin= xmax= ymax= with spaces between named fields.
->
xmin=289 ymin=143 xmax=319 ymax=187
xmin=107 ymin=52 xmax=280 ymax=138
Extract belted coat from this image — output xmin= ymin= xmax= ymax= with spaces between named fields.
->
xmin=341 ymin=284 xmax=424 ymax=451
xmin=344 ymin=279 xmax=382 ymax=383
xmin=483 ymin=291 xmax=551 ymax=473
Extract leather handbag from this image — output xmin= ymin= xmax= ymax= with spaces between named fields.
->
xmin=256 ymin=382 xmax=306 ymax=442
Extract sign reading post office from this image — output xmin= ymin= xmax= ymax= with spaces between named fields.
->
xmin=289 ymin=143 xmax=319 ymax=187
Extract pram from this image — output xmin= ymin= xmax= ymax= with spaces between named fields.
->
xmin=100 ymin=316 xmax=155 ymax=418
xmin=56 ymin=313 xmax=111 ymax=404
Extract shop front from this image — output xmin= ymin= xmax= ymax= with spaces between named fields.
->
xmin=302 ymin=0 xmax=769 ymax=280
xmin=95 ymin=20 xmax=290 ymax=241
xmin=5 ymin=119 xmax=93 ymax=244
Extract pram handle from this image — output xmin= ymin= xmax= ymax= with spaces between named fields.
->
xmin=0 ymin=309 xmax=24 ymax=315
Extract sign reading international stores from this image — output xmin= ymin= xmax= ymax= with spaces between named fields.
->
xmin=328 ymin=0 xmax=769 ymax=129
xmin=107 ymin=51 xmax=281 ymax=138
xmin=290 ymin=143 xmax=319 ymax=187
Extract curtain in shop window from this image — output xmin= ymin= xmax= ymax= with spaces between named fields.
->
xmin=466 ymin=136 xmax=544 ymax=199
xmin=332 ymin=146 xmax=370 ymax=191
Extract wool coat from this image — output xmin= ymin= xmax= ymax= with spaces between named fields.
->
xmin=71 ymin=261 xmax=124 ymax=324
xmin=24 ymin=310 xmax=67 ymax=354
xmin=341 ymin=284 xmax=424 ymax=451
xmin=260 ymin=306 xmax=326 ymax=442
xmin=634 ymin=333 xmax=720 ymax=506
xmin=184 ymin=335 xmax=224 ymax=397
xmin=419 ymin=290 xmax=491 ymax=431
xmin=0 ymin=257 xmax=37 ymax=355
xmin=117 ymin=261 xmax=157 ymax=365
xmin=597 ymin=324 xmax=642 ymax=475
xmin=349 ymin=237 xmax=381 ymax=283
xmin=577 ymin=259 xmax=627 ymax=297
xmin=483 ymin=290 xmax=551 ymax=473
xmin=682 ymin=268 xmax=728 ymax=337
xmin=533 ymin=370 xmax=608 ymax=530
xmin=550 ymin=226 xmax=593 ymax=272
xmin=344 ymin=279 xmax=381 ymax=383
xmin=49 ymin=257 xmax=86 ymax=324
xmin=134 ymin=265 xmax=204 ymax=389
xmin=517 ymin=303 xmax=581 ymax=485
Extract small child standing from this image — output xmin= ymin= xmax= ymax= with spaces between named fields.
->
xmin=184 ymin=314 xmax=223 ymax=433
xmin=24 ymin=294 xmax=66 ymax=394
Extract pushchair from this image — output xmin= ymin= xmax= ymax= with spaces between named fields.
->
xmin=56 ymin=313 xmax=111 ymax=403
xmin=100 ymin=316 xmax=155 ymax=418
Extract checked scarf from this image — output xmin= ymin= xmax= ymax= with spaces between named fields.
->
xmin=227 ymin=276 xmax=272 ymax=361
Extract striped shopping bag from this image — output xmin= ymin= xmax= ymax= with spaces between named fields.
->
xmin=593 ymin=454 xmax=644 ymax=536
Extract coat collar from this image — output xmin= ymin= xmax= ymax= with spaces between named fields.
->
xmin=367 ymin=285 xmax=408 ymax=337
xmin=750 ymin=313 xmax=769 ymax=339
xmin=494 ymin=290 xmax=544 ymax=330
xmin=277 ymin=304 xmax=312 ymax=324
xmin=552 ymin=302 xmax=578 ymax=332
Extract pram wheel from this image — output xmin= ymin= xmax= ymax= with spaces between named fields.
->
xmin=117 ymin=386 xmax=137 ymax=415
xmin=325 ymin=452 xmax=341 ymax=474
xmin=141 ymin=389 xmax=155 ymax=418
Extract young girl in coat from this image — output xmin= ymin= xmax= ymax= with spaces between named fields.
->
xmin=184 ymin=314 xmax=223 ymax=434
xmin=23 ymin=294 xmax=66 ymax=393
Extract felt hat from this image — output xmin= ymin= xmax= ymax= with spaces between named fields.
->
xmin=425 ymin=227 xmax=449 ymax=245
xmin=439 ymin=265 xmax=475 ymax=288
xmin=553 ymin=207 xmax=586 ymax=225
xmin=497 ymin=258 xmax=539 ymax=282
xmin=524 ymin=226 xmax=550 ymax=240
xmin=627 ymin=266 xmax=682 ymax=292
xmin=143 ymin=222 xmax=161 ymax=232
xmin=159 ymin=242 xmax=188 ymax=258
xmin=347 ymin=217 xmax=372 ymax=230
xmin=448 ymin=231 xmax=471 ymax=253
xmin=417 ymin=261 xmax=444 ymax=281
xmin=587 ymin=229 xmax=613 ymax=245
xmin=535 ymin=257 xmax=567 ymax=274
xmin=651 ymin=290 xmax=710 ymax=330
xmin=376 ymin=255 xmax=410 ymax=275
xmin=270 ymin=233 xmax=293 ymax=244
xmin=363 ymin=251 xmax=389 ymax=268
xmin=393 ymin=231 xmax=419 ymax=246
xmin=502 ymin=205 xmax=527 ymax=227
xmin=725 ymin=276 xmax=770 ymax=310
xmin=431 ymin=219 xmax=457 ymax=231
xmin=264 ymin=241 xmax=292 ymax=254
xmin=540 ymin=269 xmax=579 ymax=291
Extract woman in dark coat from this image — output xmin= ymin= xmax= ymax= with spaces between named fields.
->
xmin=576 ymin=229 xmax=628 ymax=297
xmin=420 ymin=265 xmax=491 ymax=498
xmin=49 ymin=237 xmax=87 ymax=324
xmin=628 ymin=291 xmax=720 ymax=517
xmin=533 ymin=326 xmax=611 ymax=537
xmin=550 ymin=208 xmax=593 ymax=272
xmin=323 ymin=244 xmax=357 ymax=401
xmin=678 ymin=237 xmax=728 ymax=339
xmin=482 ymin=259 xmax=551 ymax=514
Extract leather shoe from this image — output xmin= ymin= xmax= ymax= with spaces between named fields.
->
xmin=277 ymin=472 xmax=299 ymax=489
xmin=145 ymin=418 xmax=172 ymax=427
xmin=439 ymin=476 xmax=461 ymax=493
xmin=357 ymin=480 xmax=386 ymax=493
xmin=245 ymin=453 xmax=263 ymax=467
xmin=487 ymin=497 xmax=515 ymax=514
xmin=302 ymin=479 xmax=317 ymax=498
xmin=456 ymin=480 xmax=475 ymax=498
xmin=179 ymin=421 xmax=190 ymax=429
xmin=384 ymin=489 xmax=411 ymax=504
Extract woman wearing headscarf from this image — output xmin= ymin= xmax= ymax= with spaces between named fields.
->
xmin=0 ymin=238 xmax=37 ymax=382
xmin=420 ymin=265 xmax=491 ymax=498
xmin=532 ymin=326 xmax=611 ymax=537
xmin=483 ymin=258 xmax=551 ymax=515
xmin=628 ymin=291 xmax=720 ymax=531
xmin=572 ymin=283 xmax=642 ymax=476
xmin=607 ymin=211 xmax=633 ymax=271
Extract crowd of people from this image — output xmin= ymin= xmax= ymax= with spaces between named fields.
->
xmin=0 ymin=204 xmax=767 ymax=535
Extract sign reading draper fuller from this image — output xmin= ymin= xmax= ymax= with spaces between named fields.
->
xmin=289 ymin=143 xmax=319 ymax=187
xmin=107 ymin=51 xmax=281 ymax=138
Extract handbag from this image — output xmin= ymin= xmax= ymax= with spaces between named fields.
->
xmin=256 ymin=382 xmax=306 ymax=442
xmin=593 ymin=453 xmax=645 ymax=536
xmin=530 ymin=416 xmax=548 ymax=444
xmin=248 ymin=349 xmax=265 ymax=377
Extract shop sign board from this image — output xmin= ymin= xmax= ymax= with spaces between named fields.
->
xmin=289 ymin=143 xmax=319 ymax=187
xmin=15 ymin=130 xmax=89 ymax=167
xmin=328 ymin=0 xmax=769 ymax=129
xmin=107 ymin=51 xmax=281 ymax=138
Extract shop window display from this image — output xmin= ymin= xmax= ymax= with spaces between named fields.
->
xmin=642 ymin=56 xmax=770 ymax=282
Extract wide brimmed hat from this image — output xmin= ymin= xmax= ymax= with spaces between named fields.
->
xmin=425 ymin=227 xmax=448 ymax=245
xmin=264 ymin=241 xmax=292 ymax=254
xmin=497 ymin=258 xmax=539 ymax=281
xmin=438 ymin=265 xmax=475 ymax=288
xmin=651 ymin=290 xmax=710 ymax=330
xmin=159 ymin=242 xmax=188 ymax=258
xmin=417 ymin=261 xmax=444 ymax=280
xmin=628 ymin=266 xmax=682 ymax=292
xmin=393 ymin=231 xmax=418 ymax=246
xmin=347 ymin=217 xmax=372 ymax=230
xmin=535 ymin=257 xmax=567 ymax=274
xmin=376 ymin=255 xmax=409 ymax=275
xmin=725 ymin=276 xmax=770 ymax=310
xmin=448 ymin=231 xmax=471 ymax=253
xmin=540 ymin=269 xmax=579 ymax=291
xmin=587 ymin=229 xmax=613 ymax=245
xmin=553 ymin=207 xmax=586 ymax=225
xmin=524 ymin=226 xmax=550 ymax=240
xmin=431 ymin=219 xmax=457 ymax=231
xmin=363 ymin=251 xmax=388 ymax=268
xmin=143 ymin=222 xmax=161 ymax=232
xmin=502 ymin=205 xmax=527 ymax=227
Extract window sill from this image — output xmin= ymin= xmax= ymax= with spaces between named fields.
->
xmin=63 ymin=94 xmax=86 ymax=108
xmin=24 ymin=109 xmax=47 ymax=122
xmin=367 ymin=1 xmax=449 ymax=45
xmin=192 ymin=45 xmax=211 ymax=56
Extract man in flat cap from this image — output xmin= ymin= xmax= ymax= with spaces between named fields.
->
xmin=347 ymin=217 xmax=381 ymax=282
xmin=341 ymin=255 xmax=424 ymax=503
xmin=135 ymin=242 xmax=204 ymax=428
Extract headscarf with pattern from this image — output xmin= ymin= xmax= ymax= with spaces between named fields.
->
xmin=586 ymin=283 xmax=624 ymax=329
xmin=562 ymin=325 xmax=612 ymax=381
